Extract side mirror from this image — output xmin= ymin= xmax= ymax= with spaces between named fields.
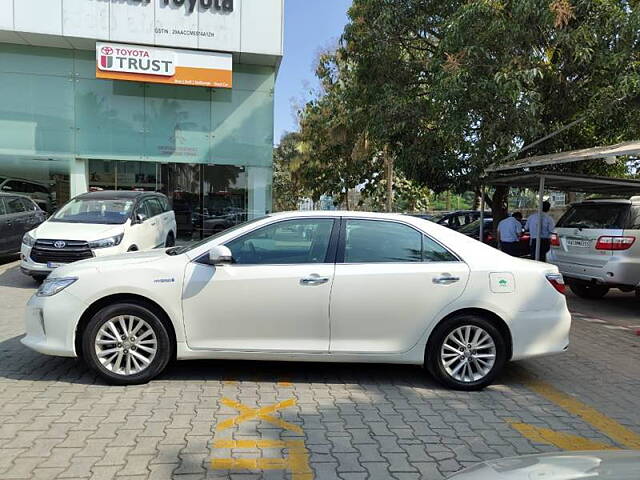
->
xmin=208 ymin=245 xmax=233 ymax=265
xmin=136 ymin=213 xmax=147 ymax=223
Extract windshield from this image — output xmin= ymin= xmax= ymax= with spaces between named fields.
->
xmin=557 ymin=204 xmax=630 ymax=230
xmin=167 ymin=216 xmax=268 ymax=256
xmin=50 ymin=198 xmax=135 ymax=225
xmin=458 ymin=219 xmax=492 ymax=235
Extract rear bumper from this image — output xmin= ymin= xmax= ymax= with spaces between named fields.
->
xmin=510 ymin=305 xmax=571 ymax=361
xmin=549 ymin=253 xmax=640 ymax=287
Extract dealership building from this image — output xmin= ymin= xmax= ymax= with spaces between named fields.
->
xmin=0 ymin=0 xmax=283 ymax=238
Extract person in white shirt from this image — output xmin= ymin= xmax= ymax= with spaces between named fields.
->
xmin=525 ymin=201 xmax=556 ymax=261
xmin=497 ymin=212 xmax=523 ymax=256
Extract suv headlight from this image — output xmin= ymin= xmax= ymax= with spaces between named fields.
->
xmin=36 ymin=277 xmax=78 ymax=297
xmin=89 ymin=233 xmax=124 ymax=249
xmin=22 ymin=232 xmax=36 ymax=247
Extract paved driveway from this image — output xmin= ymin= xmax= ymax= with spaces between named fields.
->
xmin=1 ymin=258 xmax=639 ymax=480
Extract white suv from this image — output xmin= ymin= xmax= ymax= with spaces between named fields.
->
xmin=548 ymin=197 xmax=640 ymax=298
xmin=21 ymin=191 xmax=177 ymax=281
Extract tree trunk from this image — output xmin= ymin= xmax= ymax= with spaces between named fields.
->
xmin=385 ymin=146 xmax=394 ymax=212
xmin=472 ymin=188 xmax=482 ymax=210
xmin=490 ymin=186 xmax=510 ymax=234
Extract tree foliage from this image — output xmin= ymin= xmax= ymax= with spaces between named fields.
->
xmin=294 ymin=0 xmax=640 ymax=217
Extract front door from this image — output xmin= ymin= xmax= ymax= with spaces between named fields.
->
xmin=329 ymin=219 xmax=470 ymax=354
xmin=182 ymin=217 xmax=337 ymax=352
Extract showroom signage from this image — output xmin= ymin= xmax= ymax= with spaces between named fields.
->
xmin=115 ymin=0 xmax=234 ymax=14
xmin=96 ymin=42 xmax=233 ymax=88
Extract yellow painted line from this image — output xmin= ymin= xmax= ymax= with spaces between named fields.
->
xmin=211 ymin=439 xmax=312 ymax=480
xmin=509 ymin=421 xmax=616 ymax=451
xmin=216 ymin=397 xmax=303 ymax=434
xmin=277 ymin=381 xmax=294 ymax=387
xmin=524 ymin=379 xmax=640 ymax=449
xmin=222 ymin=380 xmax=238 ymax=385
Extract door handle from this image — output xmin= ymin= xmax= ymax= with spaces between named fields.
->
xmin=300 ymin=274 xmax=330 ymax=286
xmin=433 ymin=275 xmax=460 ymax=285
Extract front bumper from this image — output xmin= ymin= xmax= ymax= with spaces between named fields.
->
xmin=20 ymin=244 xmax=123 ymax=277
xmin=21 ymin=290 xmax=88 ymax=358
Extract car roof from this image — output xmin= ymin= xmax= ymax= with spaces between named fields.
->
xmin=76 ymin=190 xmax=164 ymax=200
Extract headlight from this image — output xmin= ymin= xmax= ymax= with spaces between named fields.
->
xmin=36 ymin=277 xmax=78 ymax=297
xmin=22 ymin=232 xmax=36 ymax=247
xmin=88 ymin=233 xmax=124 ymax=249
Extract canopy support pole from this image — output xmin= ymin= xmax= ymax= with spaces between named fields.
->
xmin=535 ymin=175 xmax=546 ymax=261
xmin=479 ymin=186 xmax=485 ymax=243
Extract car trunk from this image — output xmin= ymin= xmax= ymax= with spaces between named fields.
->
xmin=553 ymin=203 xmax=630 ymax=267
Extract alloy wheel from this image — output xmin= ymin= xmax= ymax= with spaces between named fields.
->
xmin=440 ymin=325 xmax=496 ymax=383
xmin=95 ymin=315 xmax=158 ymax=376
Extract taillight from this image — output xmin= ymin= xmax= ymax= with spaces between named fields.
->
xmin=595 ymin=236 xmax=636 ymax=251
xmin=550 ymin=233 xmax=560 ymax=247
xmin=546 ymin=273 xmax=566 ymax=294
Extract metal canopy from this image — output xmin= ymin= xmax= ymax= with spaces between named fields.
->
xmin=487 ymin=171 xmax=640 ymax=195
xmin=487 ymin=140 xmax=640 ymax=173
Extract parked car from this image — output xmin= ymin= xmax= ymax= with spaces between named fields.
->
xmin=0 ymin=177 xmax=54 ymax=213
xmin=447 ymin=450 xmax=640 ymax=480
xmin=20 ymin=190 xmax=177 ymax=281
xmin=22 ymin=211 xmax=570 ymax=390
xmin=548 ymin=196 xmax=640 ymax=299
xmin=431 ymin=210 xmax=488 ymax=230
xmin=0 ymin=192 xmax=46 ymax=255
xmin=458 ymin=218 xmax=531 ymax=257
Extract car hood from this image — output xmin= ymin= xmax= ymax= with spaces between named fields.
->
xmin=50 ymin=249 xmax=170 ymax=278
xmin=447 ymin=451 xmax=640 ymax=480
xmin=31 ymin=221 xmax=125 ymax=241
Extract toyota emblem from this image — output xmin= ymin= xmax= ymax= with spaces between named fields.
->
xmin=101 ymin=46 xmax=113 ymax=55
xmin=53 ymin=241 xmax=66 ymax=249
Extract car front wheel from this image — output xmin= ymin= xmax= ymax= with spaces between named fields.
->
xmin=427 ymin=315 xmax=506 ymax=391
xmin=82 ymin=303 xmax=172 ymax=385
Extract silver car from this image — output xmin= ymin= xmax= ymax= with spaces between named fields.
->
xmin=548 ymin=196 xmax=640 ymax=299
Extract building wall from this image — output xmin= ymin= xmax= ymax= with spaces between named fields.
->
xmin=0 ymin=43 xmax=275 ymax=167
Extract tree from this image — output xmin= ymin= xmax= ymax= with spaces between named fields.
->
xmin=335 ymin=0 xmax=640 ymax=223
xmin=272 ymin=132 xmax=307 ymax=211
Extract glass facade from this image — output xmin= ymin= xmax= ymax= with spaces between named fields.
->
xmin=0 ymin=43 xmax=274 ymax=235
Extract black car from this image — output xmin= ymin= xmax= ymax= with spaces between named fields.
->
xmin=413 ymin=210 xmax=488 ymax=231
xmin=0 ymin=192 xmax=46 ymax=255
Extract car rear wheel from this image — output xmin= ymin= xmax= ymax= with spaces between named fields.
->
xmin=569 ymin=282 xmax=610 ymax=299
xmin=82 ymin=303 xmax=172 ymax=385
xmin=427 ymin=315 xmax=506 ymax=391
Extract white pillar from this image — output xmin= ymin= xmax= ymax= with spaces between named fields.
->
xmin=69 ymin=158 xmax=88 ymax=198
xmin=247 ymin=166 xmax=272 ymax=219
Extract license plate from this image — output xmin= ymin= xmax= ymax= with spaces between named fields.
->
xmin=566 ymin=239 xmax=591 ymax=248
xmin=47 ymin=262 xmax=66 ymax=269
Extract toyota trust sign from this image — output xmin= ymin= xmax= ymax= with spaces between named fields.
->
xmin=96 ymin=42 xmax=233 ymax=88
xmin=99 ymin=45 xmax=176 ymax=77
xmin=131 ymin=0 xmax=234 ymax=13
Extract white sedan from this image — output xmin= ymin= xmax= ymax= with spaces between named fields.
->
xmin=21 ymin=211 xmax=571 ymax=390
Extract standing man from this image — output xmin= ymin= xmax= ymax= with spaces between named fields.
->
xmin=525 ymin=201 xmax=555 ymax=262
xmin=497 ymin=212 xmax=523 ymax=256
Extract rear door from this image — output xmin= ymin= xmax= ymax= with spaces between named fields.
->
xmin=553 ymin=202 xmax=630 ymax=267
xmin=0 ymin=198 xmax=9 ymax=252
xmin=3 ymin=196 xmax=27 ymax=251
xmin=329 ymin=219 xmax=470 ymax=354
xmin=145 ymin=197 xmax=166 ymax=247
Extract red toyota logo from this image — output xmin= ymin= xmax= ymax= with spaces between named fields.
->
xmin=101 ymin=46 xmax=113 ymax=55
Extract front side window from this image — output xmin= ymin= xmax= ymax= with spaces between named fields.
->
xmin=20 ymin=198 xmax=37 ymax=211
xmin=344 ymin=220 xmax=457 ymax=263
xmin=146 ymin=198 xmax=164 ymax=218
xmin=226 ymin=218 xmax=335 ymax=265
xmin=51 ymin=198 xmax=134 ymax=225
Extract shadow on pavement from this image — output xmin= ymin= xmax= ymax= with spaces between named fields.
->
xmin=0 ymin=332 xmax=524 ymax=390
xmin=0 ymin=263 xmax=39 ymax=289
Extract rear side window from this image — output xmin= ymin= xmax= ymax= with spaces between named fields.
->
xmin=557 ymin=204 xmax=630 ymax=229
xmin=344 ymin=220 xmax=457 ymax=263
xmin=5 ymin=196 xmax=26 ymax=213
xmin=629 ymin=207 xmax=640 ymax=229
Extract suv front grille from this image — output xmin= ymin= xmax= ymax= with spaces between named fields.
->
xmin=30 ymin=239 xmax=94 ymax=265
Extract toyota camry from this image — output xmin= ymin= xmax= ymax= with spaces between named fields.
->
xmin=22 ymin=211 xmax=571 ymax=390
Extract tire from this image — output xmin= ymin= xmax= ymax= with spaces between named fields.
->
xmin=32 ymin=275 xmax=47 ymax=283
xmin=427 ymin=314 xmax=507 ymax=391
xmin=127 ymin=245 xmax=138 ymax=252
xmin=82 ymin=303 xmax=172 ymax=385
xmin=569 ymin=282 xmax=609 ymax=299
xmin=165 ymin=232 xmax=175 ymax=248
